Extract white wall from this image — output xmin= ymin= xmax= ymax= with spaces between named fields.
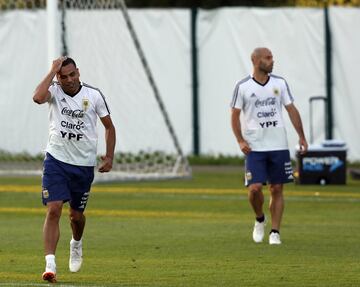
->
xmin=0 ymin=7 xmax=359 ymax=160
xmin=0 ymin=10 xmax=49 ymax=154
xmin=198 ymin=7 xmax=326 ymax=157
xmin=330 ymin=7 xmax=360 ymax=161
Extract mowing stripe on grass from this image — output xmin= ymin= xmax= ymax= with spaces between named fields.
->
xmin=0 ymin=185 xmax=359 ymax=199
xmin=0 ymin=207 xmax=239 ymax=220
xmin=0 ymin=284 xmax=112 ymax=287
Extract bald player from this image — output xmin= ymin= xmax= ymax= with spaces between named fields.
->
xmin=230 ymin=47 xmax=307 ymax=245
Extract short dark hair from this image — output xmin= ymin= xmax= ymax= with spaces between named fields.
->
xmin=62 ymin=57 xmax=77 ymax=68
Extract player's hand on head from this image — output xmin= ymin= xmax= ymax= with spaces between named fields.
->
xmin=98 ymin=155 xmax=113 ymax=173
xmin=51 ymin=56 xmax=67 ymax=74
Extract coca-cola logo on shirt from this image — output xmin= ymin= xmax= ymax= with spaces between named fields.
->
xmin=61 ymin=107 xmax=85 ymax=118
xmin=255 ymin=97 xmax=276 ymax=108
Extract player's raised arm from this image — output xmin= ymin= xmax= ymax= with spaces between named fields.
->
xmin=33 ymin=56 xmax=67 ymax=104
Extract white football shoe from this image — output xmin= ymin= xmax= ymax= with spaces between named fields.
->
xmin=252 ymin=216 xmax=266 ymax=243
xmin=69 ymin=238 xmax=83 ymax=272
xmin=42 ymin=261 xmax=57 ymax=283
xmin=269 ymin=232 xmax=282 ymax=245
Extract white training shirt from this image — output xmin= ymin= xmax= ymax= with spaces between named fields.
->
xmin=46 ymin=82 xmax=110 ymax=166
xmin=230 ymin=74 xmax=294 ymax=151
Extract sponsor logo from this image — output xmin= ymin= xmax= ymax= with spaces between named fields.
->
xmin=61 ymin=107 xmax=84 ymax=118
xmin=255 ymin=97 xmax=276 ymax=108
xmin=257 ymin=108 xmax=277 ymax=118
xmin=61 ymin=98 xmax=66 ymax=102
xmin=259 ymin=121 xmax=278 ymax=128
xmin=250 ymin=93 xmax=257 ymax=98
xmin=303 ymin=156 xmax=344 ymax=172
xmin=42 ymin=189 xmax=49 ymax=199
xmin=60 ymin=131 xmax=84 ymax=141
xmin=61 ymin=120 xmax=84 ymax=130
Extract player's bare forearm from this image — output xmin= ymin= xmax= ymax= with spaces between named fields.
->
xmin=285 ymin=104 xmax=308 ymax=153
xmin=33 ymin=57 xmax=67 ymax=104
xmin=105 ymin=125 xmax=116 ymax=161
xmin=99 ymin=116 xmax=116 ymax=173
xmin=231 ymin=108 xmax=251 ymax=155
xmin=33 ymin=71 xmax=55 ymax=104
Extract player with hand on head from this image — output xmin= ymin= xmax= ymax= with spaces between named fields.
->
xmin=33 ymin=56 xmax=116 ymax=282
xmin=230 ymin=47 xmax=307 ymax=245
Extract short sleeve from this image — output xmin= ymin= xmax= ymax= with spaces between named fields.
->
xmin=281 ymin=79 xmax=294 ymax=106
xmin=48 ymin=82 xmax=57 ymax=102
xmin=230 ymin=81 xmax=243 ymax=109
xmin=95 ymin=92 xmax=111 ymax=118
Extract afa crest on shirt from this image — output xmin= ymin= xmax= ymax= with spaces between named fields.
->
xmin=273 ymin=88 xmax=280 ymax=96
xmin=82 ymin=98 xmax=89 ymax=111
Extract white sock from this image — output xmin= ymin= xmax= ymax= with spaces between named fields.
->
xmin=45 ymin=254 xmax=56 ymax=272
xmin=45 ymin=254 xmax=55 ymax=264
xmin=71 ymin=237 xmax=82 ymax=246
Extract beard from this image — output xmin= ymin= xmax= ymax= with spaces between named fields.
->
xmin=259 ymin=63 xmax=273 ymax=74
xmin=62 ymin=82 xmax=80 ymax=96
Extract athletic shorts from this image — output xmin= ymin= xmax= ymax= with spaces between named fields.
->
xmin=244 ymin=150 xmax=293 ymax=186
xmin=42 ymin=153 xmax=94 ymax=211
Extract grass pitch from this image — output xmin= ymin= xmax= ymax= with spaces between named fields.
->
xmin=0 ymin=167 xmax=359 ymax=286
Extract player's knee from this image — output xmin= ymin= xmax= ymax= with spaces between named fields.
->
xmin=249 ymin=183 xmax=262 ymax=195
xmin=69 ymin=210 xmax=84 ymax=223
xmin=269 ymin=184 xmax=283 ymax=196
xmin=46 ymin=205 xmax=62 ymax=220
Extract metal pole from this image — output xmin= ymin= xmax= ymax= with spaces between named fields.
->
xmin=191 ymin=7 xmax=200 ymax=155
xmin=47 ymin=0 xmax=59 ymax=66
xmin=324 ymin=2 xmax=333 ymax=139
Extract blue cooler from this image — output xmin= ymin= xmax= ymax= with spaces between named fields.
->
xmin=296 ymin=140 xmax=347 ymax=185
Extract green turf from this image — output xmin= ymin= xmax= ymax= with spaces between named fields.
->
xmin=0 ymin=169 xmax=359 ymax=286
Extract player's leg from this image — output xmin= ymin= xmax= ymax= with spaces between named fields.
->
xmin=43 ymin=201 xmax=64 ymax=255
xmin=68 ymin=207 xmax=86 ymax=273
xmin=68 ymin=165 xmax=94 ymax=272
xmin=69 ymin=207 xmax=86 ymax=241
xmin=268 ymin=183 xmax=283 ymax=245
xmin=42 ymin=200 xmax=63 ymax=283
xmin=249 ymin=183 xmax=267 ymax=243
xmin=248 ymin=183 xmax=264 ymax=219
xmin=269 ymin=183 xmax=284 ymax=231
xmin=41 ymin=153 xmax=71 ymax=282
xmin=245 ymin=152 xmax=267 ymax=243
xmin=267 ymin=150 xmax=293 ymax=244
